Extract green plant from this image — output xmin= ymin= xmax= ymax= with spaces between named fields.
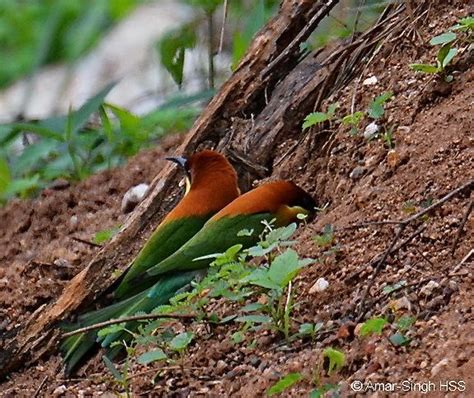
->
xmin=359 ymin=317 xmax=388 ymax=337
xmin=267 ymin=372 xmax=303 ymax=396
xmin=410 ymin=29 xmax=460 ymax=82
xmin=341 ymin=111 xmax=364 ymax=135
xmin=323 ymin=347 xmax=345 ymax=375
xmin=313 ymin=224 xmax=335 ymax=248
xmin=103 ymin=353 xmax=132 ymax=398
xmin=367 ymin=92 xmax=393 ymax=120
xmin=0 ymin=0 xmax=140 ymax=88
xmin=0 ymin=85 xmax=205 ymax=203
xmin=340 ymin=91 xmax=393 ymax=138
xmin=93 ymin=225 xmax=122 ymax=245
xmin=381 ymin=125 xmax=395 ymax=149
xmin=302 ymin=103 xmax=339 ymax=130
xmin=451 ymin=16 xmax=474 ymax=39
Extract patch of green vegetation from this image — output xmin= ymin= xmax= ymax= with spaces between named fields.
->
xmin=0 ymin=0 xmax=140 ymax=88
xmin=302 ymin=103 xmax=339 ymax=131
xmin=0 ymin=84 xmax=206 ymax=203
xmin=409 ymin=17 xmax=473 ymax=82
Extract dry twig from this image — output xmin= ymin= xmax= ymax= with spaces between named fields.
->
xmin=33 ymin=376 xmax=48 ymax=398
xmin=62 ymin=312 xmax=196 ymax=338
xmin=451 ymin=199 xmax=473 ymax=256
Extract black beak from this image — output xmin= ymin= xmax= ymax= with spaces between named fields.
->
xmin=165 ymin=156 xmax=187 ymax=169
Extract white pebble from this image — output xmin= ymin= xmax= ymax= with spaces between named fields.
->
xmin=121 ymin=183 xmax=149 ymax=213
xmin=363 ymin=76 xmax=378 ymax=86
xmin=309 ymin=277 xmax=329 ymax=294
xmin=363 ymin=122 xmax=380 ymax=139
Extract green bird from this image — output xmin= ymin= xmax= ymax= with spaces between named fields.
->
xmin=61 ymin=150 xmax=240 ymax=373
xmin=90 ymin=180 xmax=315 ymax=359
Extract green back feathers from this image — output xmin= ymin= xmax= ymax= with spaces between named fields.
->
xmin=145 ymin=213 xmax=272 ymax=277
xmin=115 ymin=216 xmax=208 ymax=298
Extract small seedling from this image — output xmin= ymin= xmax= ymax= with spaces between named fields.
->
xmin=359 ymin=317 xmax=388 ymax=337
xmin=368 ymin=92 xmax=393 ymax=120
xmin=410 ymin=31 xmax=458 ymax=82
xmin=267 ymin=372 xmax=303 ymax=396
xmin=93 ymin=225 xmax=121 ymax=244
xmin=342 ymin=111 xmax=364 ymax=135
xmin=303 ymin=103 xmax=339 ymax=130
xmin=313 ymin=224 xmax=335 ymax=248
xmin=323 ymin=347 xmax=345 ymax=375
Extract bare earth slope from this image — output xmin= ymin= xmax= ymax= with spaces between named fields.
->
xmin=1 ymin=3 xmax=473 ymax=397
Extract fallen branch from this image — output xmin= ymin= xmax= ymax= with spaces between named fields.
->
xmin=62 ymin=312 xmax=197 ymax=338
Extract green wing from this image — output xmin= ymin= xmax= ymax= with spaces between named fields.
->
xmin=145 ymin=213 xmax=272 ymax=278
xmin=115 ymin=216 xmax=208 ymax=299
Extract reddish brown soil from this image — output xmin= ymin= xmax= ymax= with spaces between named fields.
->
xmin=1 ymin=3 xmax=473 ymax=397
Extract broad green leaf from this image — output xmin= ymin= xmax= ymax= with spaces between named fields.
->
xmin=241 ymin=302 xmax=265 ymax=312
xmin=267 ymin=372 xmax=303 ymax=396
xmin=13 ymin=139 xmax=57 ymax=175
xmin=360 ymin=317 xmax=388 ymax=336
xmin=169 ymin=332 xmax=194 ymax=351
xmin=137 ymin=349 xmax=168 ymax=365
xmin=430 ymin=32 xmax=456 ymax=45
xmin=158 ymin=24 xmax=197 ymax=87
xmin=409 ymin=63 xmax=439 ymax=74
xmin=323 ymin=347 xmax=345 ymax=375
xmin=265 ymin=223 xmax=297 ymax=244
xmin=368 ymin=92 xmax=393 ymax=119
xmin=267 ymin=249 xmax=307 ymax=288
xmin=450 ymin=16 xmax=474 ymax=31
xmin=231 ymin=331 xmax=245 ymax=344
xmin=6 ymin=123 xmax=64 ymax=142
xmin=4 ymin=175 xmax=40 ymax=197
xmin=441 ymin=47 xmax=457 ymax=68
xmin=71 ymin=82 xmax=116 ymax=135
xmin=97 ymin=324 xmax=126 ymax=338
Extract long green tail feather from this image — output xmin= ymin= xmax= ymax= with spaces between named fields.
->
xmin=61 ymin=270 xmax=202 ymax=372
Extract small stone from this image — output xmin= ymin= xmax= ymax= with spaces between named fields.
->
xmin=420 ymin=280 xmax=440 ymax=297
xmin=389 ymin=296 xmax=412 ymax=311
xmin=364 ymin=122 xmax=379 ymax=139
xmin=350 ymin=166 xmax=366 ymax=180
xmin=387 ymin=149 xmax=401 ymax=168
xmin=431 ymin=358 xmax=449 ymax=377
xmin=216 ymin=360 xmax=227 ymax=374
xmin=70 ymin=215 xmax=79 ymax=228
xmin=309 ymin=277 xmax=329 ymax=294
xmin=53 ymin=385 xmax=67 ymax=397
xmin=121 ymin=183 xmax=149 ymax=213
xmin=363 ymin=76 xmax=378 ymax=85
